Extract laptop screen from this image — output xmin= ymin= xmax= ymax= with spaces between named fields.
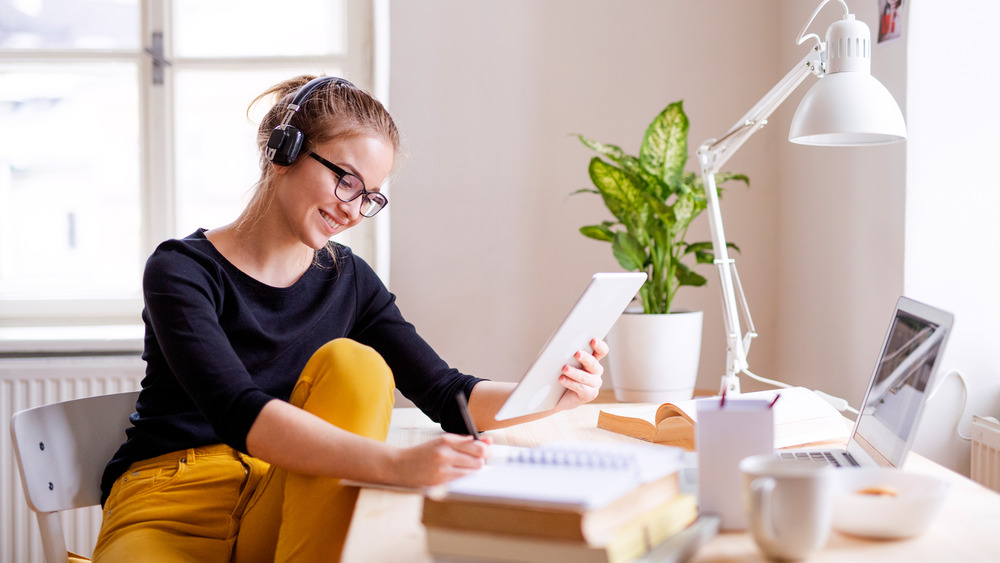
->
xmin=851 ymin=298 xmax=953 ymax=466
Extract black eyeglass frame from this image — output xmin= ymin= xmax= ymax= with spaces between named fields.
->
xmin=307 ymin=152 xmax=388 ymax=217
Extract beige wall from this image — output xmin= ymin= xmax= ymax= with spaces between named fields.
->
xmin=771 ymin=3 xmax=907 ymax=403
xmin=387 ymin=0 xmax=996 ymax=467
xmin=387 ymin=0 xmax=783 ymax=395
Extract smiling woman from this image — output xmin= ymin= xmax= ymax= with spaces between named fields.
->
xmin=219 ymin=76 xmax=399 ymax=273
xmin=89 ymin=75 xmax=611 ymax=562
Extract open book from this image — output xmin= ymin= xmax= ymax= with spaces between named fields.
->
xmin=597 ymin=387 xmax=850 ymax=451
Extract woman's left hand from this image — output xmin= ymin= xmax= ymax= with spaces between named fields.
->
xmin=554 ymin=338 xmax=609 ymax=410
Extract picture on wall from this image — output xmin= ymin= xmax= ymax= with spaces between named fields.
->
xmin=877 ymin=0 xmax=905 ymax=43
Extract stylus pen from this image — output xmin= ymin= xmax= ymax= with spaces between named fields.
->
xmin=456 ymin=392 xmax=481 ymax=440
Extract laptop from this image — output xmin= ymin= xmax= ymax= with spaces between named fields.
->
xmin=780 ymin=296 xmax=953 ymax=468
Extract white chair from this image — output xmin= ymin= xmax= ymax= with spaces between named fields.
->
xmin=10 ymin=391 xmax=139 ymax=563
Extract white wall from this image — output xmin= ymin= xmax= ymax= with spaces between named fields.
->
xmin=388 ymin=0 xmax=781 ymax=395
xmin=904 ymin=0 xmax=1000 ymax=475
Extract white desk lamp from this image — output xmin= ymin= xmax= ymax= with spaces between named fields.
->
xmin=697 ymin=0 xmax=906 ymax=396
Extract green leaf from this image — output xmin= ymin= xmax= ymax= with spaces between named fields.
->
xmin=684 ymin=241 xmax=742 ymax=264
xmin=684 ymin=241 xmax=714 ymax=254
xmin=674 ymin=260 xmax=708 ymax=287
xmin=671 ymin=193 xmax=696 ymax=234
xmin=642 ymin=192 xmax=675 ymax=224
xmin=578 ymin=135 xmax=627 ymax=164
xmin=587 ymin=158 xmax=648 ymax=224
xmin=612 ymin=232 xmax=647 ymax=271
xmin=684 ymin=241 xmax=716 ymax=264
xmin=715 ymin=172 xmax=750 ymax=187
xmin=579 ymin=225 xmax=615 ymax=242
xmin=639 ymin=101 xmax=689 ymax=187
xmin=679 ymin=269 xmax=708 ymax=287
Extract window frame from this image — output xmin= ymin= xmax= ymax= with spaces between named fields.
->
xmin=0 ymin=0 xmax=383 ymax=327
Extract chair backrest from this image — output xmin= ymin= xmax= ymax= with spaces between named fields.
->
xmin=10 ymin=391 xmax=139 ymax=562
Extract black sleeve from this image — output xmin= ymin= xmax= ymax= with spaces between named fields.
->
xmin=142 ymin=244 xmax=274 ymax=452
xmin=344 ymin=251 xmax=485 ymax=434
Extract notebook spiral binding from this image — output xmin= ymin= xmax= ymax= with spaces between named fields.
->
xmin=504 ymin=447 xmax=637 ymax=471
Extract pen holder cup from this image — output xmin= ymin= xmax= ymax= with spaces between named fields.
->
xmin=695 ymin=397 xmax=773 ymax=530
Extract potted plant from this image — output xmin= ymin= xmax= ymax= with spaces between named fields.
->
xmin=575 ymin=100 xmax=748 ymax=401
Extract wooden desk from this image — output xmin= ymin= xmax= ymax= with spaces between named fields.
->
xmin=341 ymin=404 xmax=1000 ymax=562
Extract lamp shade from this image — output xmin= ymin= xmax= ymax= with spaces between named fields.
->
xmin=789 ymin=72 xmax=906 ymax=145
xmin=788 ymin=14 xmax=906 ymax=146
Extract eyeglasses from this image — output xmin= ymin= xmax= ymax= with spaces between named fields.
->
xmin=307 ymin=152 xmax=388 ymax=217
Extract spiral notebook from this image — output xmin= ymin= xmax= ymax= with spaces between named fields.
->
xmin=438 ymin=441 xmax=685 ymax=510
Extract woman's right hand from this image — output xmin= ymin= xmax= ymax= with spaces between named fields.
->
xmin=389 ymin=434 xmax=491 ymax=488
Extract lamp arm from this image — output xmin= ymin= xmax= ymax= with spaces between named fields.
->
xmin=699 ymin=47 xmax=824 ymax=174
xmin=696 ymin=47 xmax=824 ymax=395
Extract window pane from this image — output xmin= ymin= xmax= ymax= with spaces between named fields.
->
xmin=0 ymin=63 xmax=141 ymax=296
xmin=172 ymin=0 xmax=346 ymax=58
xmin=0 ymin=0 xmax=139 ymax=51
xmin=173 ymin=67 xmax=345 ymax=238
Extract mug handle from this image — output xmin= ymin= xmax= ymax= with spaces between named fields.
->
xmin=750 ymin=477 xmax=778 ymax=544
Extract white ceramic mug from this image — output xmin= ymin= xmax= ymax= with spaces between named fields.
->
xmin=739 ymin=454 xmax=836 ymax=560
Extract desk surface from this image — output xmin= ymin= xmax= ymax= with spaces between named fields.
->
xmin=341 ymin=404 xmax=1000 ymax=562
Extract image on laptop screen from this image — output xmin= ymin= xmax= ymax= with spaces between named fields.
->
xmin=852 ymin=301 xmax=952 ymax=466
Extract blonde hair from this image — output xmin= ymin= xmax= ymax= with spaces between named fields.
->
xmin=237 ymin=75 xmax=400 ymax=243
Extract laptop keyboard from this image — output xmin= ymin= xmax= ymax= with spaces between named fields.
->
xmin=779 ymin=450 xmax=861 ymax=468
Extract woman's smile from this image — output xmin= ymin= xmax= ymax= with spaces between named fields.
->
xmin=319 ymin=209 xmax=344 ymax=233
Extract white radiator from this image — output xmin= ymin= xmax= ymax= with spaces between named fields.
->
xmin=970 ymin=415 xmax=1000 ymax=494
xmin=1 ymin=354 xmax=143 ymax=563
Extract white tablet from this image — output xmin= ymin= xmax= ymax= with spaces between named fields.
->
xmin=494 ymin=272 xmax=647 ymax=421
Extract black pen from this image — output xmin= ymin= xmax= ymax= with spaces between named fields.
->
xmin=456 ymin=392 xmax=481 ymax=440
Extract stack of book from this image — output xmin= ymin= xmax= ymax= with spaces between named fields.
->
xmin=421 ymin=442 xmax=709 ymax=562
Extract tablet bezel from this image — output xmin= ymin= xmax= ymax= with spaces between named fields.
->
xmin=493 ymin=272 xmax=647 ymax=421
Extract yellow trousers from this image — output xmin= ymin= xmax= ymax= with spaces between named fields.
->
xmin=93 ymin=339 xmax=395 ymax=562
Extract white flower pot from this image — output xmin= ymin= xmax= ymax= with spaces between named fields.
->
xmin=606 ymin=310 xmax=703 ymax=403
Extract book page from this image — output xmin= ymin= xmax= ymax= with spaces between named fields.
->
xmin=442 ymin=441 xmax=684 ymax=510
xmin=684 ymin=387 xmax=848 ymax=447
xmin=597 ymin=404 xmax=659 ymax=425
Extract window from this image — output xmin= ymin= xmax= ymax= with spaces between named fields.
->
xmin=0 ymin=0 xmax=381 ymax=326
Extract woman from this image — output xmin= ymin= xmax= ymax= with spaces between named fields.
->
xmin=93 ymin=75 xmax=608 ymax=562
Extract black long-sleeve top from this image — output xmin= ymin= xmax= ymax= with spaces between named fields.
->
xmin=101 ymin=229 xmax=483 ymax=503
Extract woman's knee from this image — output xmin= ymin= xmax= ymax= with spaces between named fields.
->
xmin=315 ymin=338 xmax=387 ymax=369
xmin=292 ymin=339 xmax=395 ymax=413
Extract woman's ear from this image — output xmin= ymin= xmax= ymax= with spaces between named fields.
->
xmin=271 ymin=160 xmax=290 ymax=175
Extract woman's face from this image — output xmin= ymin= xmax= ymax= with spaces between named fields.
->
xmin=274 ymin=134 xmax=394 ymax=250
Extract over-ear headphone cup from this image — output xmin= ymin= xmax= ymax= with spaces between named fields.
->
xmin=266 ymin=124 xmax=305 ymax=166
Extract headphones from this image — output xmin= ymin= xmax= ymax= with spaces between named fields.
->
xmin=264 ymin=76 xmax=354 ymax=166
